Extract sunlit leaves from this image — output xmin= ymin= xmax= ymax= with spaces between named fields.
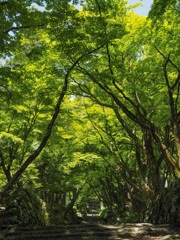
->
xmin=148 ymin=0 xmax=178 ymax=20
xmin=0 ymin=132 xmax=24 ymax=149
xmin=0 ymin=0 xmax=180 ymax=223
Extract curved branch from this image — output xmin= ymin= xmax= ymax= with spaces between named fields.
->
xmin=78 ymin=66 xmax=149 ymax=129
xmin=4 ymin=24 xmax=46 ymax=34
xmin=0 ymin=50 xmax=93 ymax=201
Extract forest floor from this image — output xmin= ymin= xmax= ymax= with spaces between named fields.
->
xmin=2 ymin=222 xmax=180 ymax=240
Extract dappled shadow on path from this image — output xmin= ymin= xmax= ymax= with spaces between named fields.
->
xmin=114 ymin=223 xmax=180 ymax=239
xmin=2 ymin=222 xmax=180 ymax=239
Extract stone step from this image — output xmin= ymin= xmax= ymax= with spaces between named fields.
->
xmin=3 ymin=224 xmax=121 ymax=240
xmin=2 ymin=223 xmax=180 ymax=240
xmin=6 ymin=231 xmax=119 ymax=240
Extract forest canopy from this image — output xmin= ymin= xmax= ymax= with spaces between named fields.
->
xmin=0 ymin=0 xmax=180 ymax=226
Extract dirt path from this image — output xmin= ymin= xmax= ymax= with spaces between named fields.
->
xmin=1 ymin=222 xmax=180 ymax=240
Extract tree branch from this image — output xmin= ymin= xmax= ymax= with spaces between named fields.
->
xmin=0 ymin=45 xmax=106 ymax=201
xmin=0 ymin=59 xmax=80 ymax=201
xmin=79 ymin=66 xmax=149 ymax=129
xmin=4 ymin=24 xmax=46 ymax=34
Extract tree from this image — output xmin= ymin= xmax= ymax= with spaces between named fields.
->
xmin=69 ymin=1 xmax=180 ymax=217
xmin=148 ymin=0 xmax=179 ymax=20
xmin=1 ymin=0 xmax=180 ymax=226
xmin=0 ymin=0 xmax=103 ymax=202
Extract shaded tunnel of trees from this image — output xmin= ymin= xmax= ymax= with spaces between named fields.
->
xmin=0 ymin=0 xmax=180 ymax=227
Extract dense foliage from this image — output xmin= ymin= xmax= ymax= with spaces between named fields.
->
xmin=0 ymin=0 xmax=180 ymax=225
